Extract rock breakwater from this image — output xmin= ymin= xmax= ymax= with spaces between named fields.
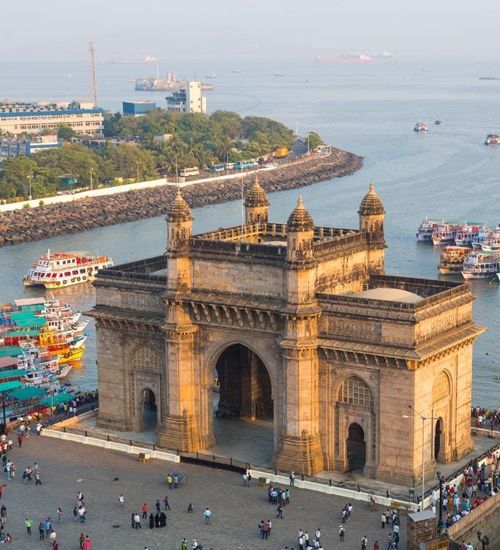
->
xmin=0 ymin=149 xmax=362 ymax=247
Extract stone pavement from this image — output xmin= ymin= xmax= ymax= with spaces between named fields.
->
xmin=0 ymin=435 xmax=405 ymax=549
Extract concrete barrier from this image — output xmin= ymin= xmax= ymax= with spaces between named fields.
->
xmin=42 ymin=427 xmax=180 ymax=463
xmin=248 ymin=469 xmax=418 ymax=511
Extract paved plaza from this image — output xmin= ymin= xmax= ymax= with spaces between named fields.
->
xmin=0 ymin=435 xmax=406 ymax=549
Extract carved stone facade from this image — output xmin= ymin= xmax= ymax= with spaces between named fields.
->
xmin=90 ymin=182 xmax=484 ymax=485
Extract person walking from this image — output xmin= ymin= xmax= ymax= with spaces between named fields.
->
xmin=289 ymin=471 xmax=296 ymax=486
xmin=38 ymin=522 xmax=44 ymax=540
xmin=381 ymin=513 xmax=386 ymax=529
xmin=276 ymin=504 xmax=284 ymax=519
xmin=25 ymin=516 xmax=32 ymax=536
xmin=164 ymin=495 xmax=171 ymax=511
xmin=142 ymin=503 xmax=148 ymax=519
xmin=339 ymin=525 xmax=345 ymax=542
xmin=203 ymin=507 xmax=212 ymax=524
xmin=83 ymin=534 xmax=92 ymax=550
xmin=155 ymin=499 xmax=161 ymax=513
xmin=79 ymin=533 xmax=85 ymax=549
xmin=57 ymin=507 xmax=63 ymax=526
xmin=374 ymin=541 xmax=380 ymax=550
xmin=49 ymin=530 xmax=57 ymax=545
xmin=118 ymin=494 xmax=125 ymax=507
xmin=35 ymin=470 xmax=42 ymax=485
xmin=180 ymin=538 xmax=188 ymax=550
xmin=361 ymin=535 xmax=368 ymax=549
xmin=134 ymin=512 xmax=141 ymax=529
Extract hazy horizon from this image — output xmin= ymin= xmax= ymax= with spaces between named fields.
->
xmin=3 ymin=0 xmax=500 ymax=63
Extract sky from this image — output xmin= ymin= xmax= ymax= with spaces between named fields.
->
xmin=2 ymin=0 xmax=500 ymax=62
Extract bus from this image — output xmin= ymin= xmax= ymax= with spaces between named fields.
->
xmin=235 ymin=160 xmax=258 ymax=170
xmin=208 ymin=163 xmax=225 ymax=173
xmin=179 ymin=167 xmax=200 ymax=177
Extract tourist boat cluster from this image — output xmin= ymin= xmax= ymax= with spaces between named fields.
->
xmin=0 ymin=297 xmax=85 ymax=422
xmin=416 ymin=220 xmax=500 ymax=279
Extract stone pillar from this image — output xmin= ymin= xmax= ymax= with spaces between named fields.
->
xmin=275 ymin=326 xmax=324 ymax=476
xmin=156 ymin=303 xmax=213 ymax=451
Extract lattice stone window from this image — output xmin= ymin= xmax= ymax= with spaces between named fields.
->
xmin=433 ymin=371 xmax=450 ymax=402
xmin=338 ymin=377 xmax=373 ymax=407
xmin=131 ymin=346 xmax=161 ymax=372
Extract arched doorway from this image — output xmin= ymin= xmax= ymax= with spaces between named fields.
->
xmin=434 ymin=418 xmax=443 ymax=461
xmin=347 ymin=423 xmax=366 ymax=472
xmin=142 ymin=388 xmax=157 ymax=429
xmin=212 ymin=344 xmax=274 ymax=465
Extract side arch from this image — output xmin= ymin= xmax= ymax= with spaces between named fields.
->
xmin=333 ymin=375 xmax=377 ymax=476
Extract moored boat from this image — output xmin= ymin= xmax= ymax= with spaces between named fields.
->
xmin=481 ymin=228 xmax=500 ymax=252
xmin=414 ymin=121 xmax=429 ymax=132
xmin=485 ymin=134 xmax=500 ymax=145
xmin=23 ymin=250 xmax=113 ymax=289
xmin=432 ymin=223 xmax=459 ymax=246
xmin=454 ymin=224 xmax=484 ymax=247
xmin=416 ymin=218 xmax=440 ymax=242
xmin=462 ymin=251 xmax=500 ymax=279
xmin=438 ymin=246 xmax=471 ymax=274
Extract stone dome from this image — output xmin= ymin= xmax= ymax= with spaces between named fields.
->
xmin=244 ymin=177 xmax=269 ymax=207
xmin=287 ymin=195 xmax=314 ymax=231
xmin=167 ymin=189 xmax=193 ymax=222
xmin=358 ymin=183 xmax=385 ymax=216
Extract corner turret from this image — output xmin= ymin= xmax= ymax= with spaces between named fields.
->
xmin=286 ymin=195 xmax=314 ymax=264
xmin=166 ymin=189 xmax=193 ymax=291
xmin=244 ymin=177 xmax=269 ymax=224
xmin=358 ymin=182 xmax=386 ymax=274
xmin=167 ymin=188 xmax=193 ymax=254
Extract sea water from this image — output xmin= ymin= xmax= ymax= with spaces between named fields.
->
xmin=0 ymin=58 xmax=498 ymax=407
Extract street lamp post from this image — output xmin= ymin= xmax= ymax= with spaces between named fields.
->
xmin=27 ymin=175 xmax=32 ymax=201
xmin=437 ymin=471 xmax=445 ymax=531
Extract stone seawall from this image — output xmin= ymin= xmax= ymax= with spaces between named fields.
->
xmin=0 ymin=148 xmax=362 ymax=247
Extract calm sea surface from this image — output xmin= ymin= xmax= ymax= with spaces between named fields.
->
xmin=0 ymin=59 xmax=498 ymax=407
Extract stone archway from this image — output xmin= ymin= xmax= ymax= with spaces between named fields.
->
xmin=335 ymin=376 xmax=376 ymax=476
xmin=434 ymin=417 xmax=445 ymax=462
xmin=347 ymin=422 xmax=366 ymax=472
xmin=210 ymin=343 xmax=274 ymax=466
xmin=142 ymin=388 xmax=158 ymax=429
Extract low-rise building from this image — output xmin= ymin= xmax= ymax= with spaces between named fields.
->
xmin=122 ymin=101 xmax=157 ymax=117
xmin=0 ymin=100 xmax=104 ymax=136
xmin=166 ymin=81 xmax=206 ymax=113
xmin=0 ymin=134 xmax=61 ymax=159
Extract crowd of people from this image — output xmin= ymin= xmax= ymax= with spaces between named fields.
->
xmin=432 ymin=450 xmax=500 ymax=532
xmin=471 ymin=406 xmax=500 ymax=431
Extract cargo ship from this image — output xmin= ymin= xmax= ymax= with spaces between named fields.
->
xmin=314 ymin=54 xmax=373 ymax=64
xmin=135 ymin=74 xmax=213 ymax=92
xmin=107 ymin=56 xmax=157 ymax=64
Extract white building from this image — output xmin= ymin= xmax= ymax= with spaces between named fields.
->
xmin=166 ymin=82 xmax=206 ymax=114
xmin=0 ymin=100 xmax=104 ymax=136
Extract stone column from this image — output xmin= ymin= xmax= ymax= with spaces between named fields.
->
xmin=275 ymin=330 xmax=324 ymax=476
xmin=156 ymin=303 xmax=213 ymax=451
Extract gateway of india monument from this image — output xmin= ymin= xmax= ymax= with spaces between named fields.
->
xmin=90 ymin=180 xmax=484 ymax=485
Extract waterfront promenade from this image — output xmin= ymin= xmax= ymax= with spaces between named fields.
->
xmin=0 ymin=435 xmax=405 ymax=549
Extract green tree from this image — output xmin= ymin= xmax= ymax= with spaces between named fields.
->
xmin=110 ymin=144 xmax=158 ymax=181
xmin=306 ymin=132 xmax=324 ymax=151
xmin=57 ymin=125 xmax=75 ymax=141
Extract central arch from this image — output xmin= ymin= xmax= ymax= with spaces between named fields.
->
xmin=210 ymin=343 xmax=274 ymax=465
xmin=347 ymin=422 xmax=366 ymax=472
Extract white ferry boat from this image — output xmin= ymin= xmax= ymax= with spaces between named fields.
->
xmin=432 ymin=223 xmax=459 ymax=246
xmin=454 ymin=224 xmax=484 ymax=247
xmin=416 ymin=218 xmax=440 ymax=242
xmin=23 ymin=251 xmax=113 ymax=289
xmin=485 ymin=134 xmax=500 ymax=145
xmin=414 ymin=121 xmax=429 ymax=132
xmin=472 ymin=228 xmax=492 ymax=249
xmin=481 ymin=228 xmax=500 ymax=252
xmin=462 ymin=251 xmax=500 ymax=279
